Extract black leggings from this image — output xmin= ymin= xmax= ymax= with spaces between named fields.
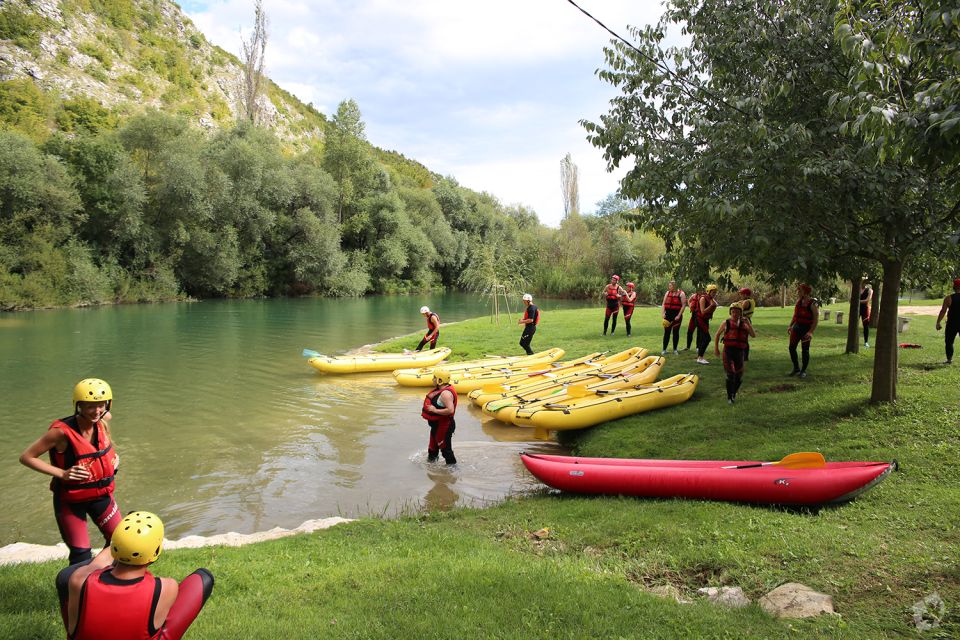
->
xmin=789 ymin=325 xmax=812 ymax=372
xmin=662 ymin=310 xmax=681 ymax=351
xmin=520 ymin=325 xmax=536 ymax=355
xmin=946 ymin=324 xmax=960 ymax=362
xmin=603 ymin=299 xmax=619 ymax=334
xmin=416 ymin=332 xmax=439 ymax=351
xmin=696 ymin=324 xmax=711 ymax=357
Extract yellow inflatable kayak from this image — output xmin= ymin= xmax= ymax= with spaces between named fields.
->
xmin=468 ymin=348 xmax=650 ymax=407
xmin=392 ymin=348 xmax=565 ymax=387
xmin=307 ymin=347 xmax=451 ymax=374
xmin=508 ymin=373 xmax=699 ymax=431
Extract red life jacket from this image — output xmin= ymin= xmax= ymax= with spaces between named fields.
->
xmin=700 ymin=295 xmax=717 ymax=321
xmin=524 ymin=305 xmax=540 ymax=325
xmin=663 ymin=290 xmax=683 ymax=311
xmin=49 ymin=416 xmax=117 ymax=503
xmin=605 ymin=284 xmax=620 ymax=300
xmin=688 ymin=293 xmax=700 ymax=312
xmin=73 ymin=568 xmax=162 ymax=640
xmin=722 ymin=319 xmax=750 ymax=349
xmin=425 ymin=312 xmax=440 ymax=333
xmin=421 ymin=384 xmax=458 ymax=427
xmin=621 ymin=292 xmax=637 ymax=309
xmin=792 ymin=298 xmax=814 ymax=325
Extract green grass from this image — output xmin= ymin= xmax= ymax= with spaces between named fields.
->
xmin=1 ymin=305 xmax=957 ymax=638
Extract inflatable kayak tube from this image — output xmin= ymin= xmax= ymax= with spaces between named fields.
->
xmin=308 ymin=347 xmax=451 ymax=374
xmin=509 ymin=373 xmax=698 ymax=430
xmin=392 ymin=348 xmax=566 ymax=387
xmin=519 ymin=453 xmax=896 ymax=506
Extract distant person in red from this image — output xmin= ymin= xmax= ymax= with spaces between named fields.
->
xmin=684 ymin=286 xmax=703 ymax=351
xmin=859 ymin=282 xmax=873 ymax=348
xmin=661 ymin=280 xmax=686 ymax=354
xmin=19 ymin=379 xmax=123 ymax=566
xmin=715 ymin=303 xmax=756 ymax=404
xmin=621 ymin=282 xmax=638 ymax=337
xmin=602 ymin=274 xmax=626 ymax=335
xmin=422 ymin=368 xmax=457 ymax=464
xmin=56 ymin=511 xmax=214 ymax=640
xmin=518 ymin=293 xmax=540 ymax=355
xmin=695 ymin=284 xmax=718 ymax=364
xmin=935 ymin=278 xmax=960 ymax=365
xmin=416 ymin=306 xmax=441 ymax=351
xmin=787 ymin=283 xmax=819 ymax=377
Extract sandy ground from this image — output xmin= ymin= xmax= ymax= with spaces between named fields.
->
xmin=898 ymin=306 xmax=941 ymax=316
xmin=0 ymin=517 xmax=353 ymax=566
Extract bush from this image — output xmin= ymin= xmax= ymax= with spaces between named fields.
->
xmin=0 ymin=4 xmax=52 ymax=52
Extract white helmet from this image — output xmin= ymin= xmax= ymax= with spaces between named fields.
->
xmin=420 ymin=306 xmax=430 ymax=314
xmin=522 ymin=293 xmax=533 ymax=302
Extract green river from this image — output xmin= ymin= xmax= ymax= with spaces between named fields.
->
xmin=1 ymin=294 xmax=588 ymax=547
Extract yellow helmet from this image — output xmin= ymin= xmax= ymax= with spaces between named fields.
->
xmin=662 ymin=318 xmax=672 ymax=328
xmin=111 ymin=511 xmax=164 ymax=565
xmin=432 ymin=368 xmax=451 ymax=386
xmin=73 ymin=378 xmax=112 ymax=412
xmin=705 ymin=284 xmax=718 ymax=293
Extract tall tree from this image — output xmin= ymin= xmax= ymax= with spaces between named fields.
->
xmin=239 ymin=0 xmax=269 ymax=125
xmin=323 ymin=99 xmax=375 ymax=225
xmin=560 ymin=152 xmax=580 ymax=217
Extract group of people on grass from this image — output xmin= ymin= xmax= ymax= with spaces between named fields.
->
xmin=18 ymin=380 xmax=213 ymax=639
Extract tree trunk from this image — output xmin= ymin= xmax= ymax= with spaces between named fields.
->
xmin=870 ymin=260 xmax=902 ymax=403
xmin=870 ymin=281 xmax=882 ymax=329
xmin=846 ymin=276 xmax=861 ymax=353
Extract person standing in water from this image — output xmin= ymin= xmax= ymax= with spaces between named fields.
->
xmin=416 ymin=306 xmax=441 ymax=351
xmin=518 ymin=293 xmax=540 ymax=355
xmin=936 ymin=278 xmax=960 ymax=364
xmin=20 ymin=379 xmax=123 ymax=566
xmin=422 ymin=368 xmax=457 ymax=464
xmin=602 ymin=275 xmax=626 ymax=335
xmin=661 ymin=280 xmax=686 ymax=354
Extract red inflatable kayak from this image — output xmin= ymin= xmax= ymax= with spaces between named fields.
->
xmin=520 ymin=453 xmax=895 ymax=506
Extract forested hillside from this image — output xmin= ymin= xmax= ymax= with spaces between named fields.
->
xmin=0 ymin=0 xmax=664 ymax=309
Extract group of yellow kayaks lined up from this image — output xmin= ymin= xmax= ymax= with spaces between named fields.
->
xmin=304 ymin=346 xmax=699 ymax=431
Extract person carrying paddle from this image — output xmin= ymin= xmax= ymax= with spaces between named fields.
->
xmin=602 ymin=275 xmax=626 ymax=335
xmin=518 ymin=293 xmax=540 ymax=355
xmin=422 ymin=368 xmax=457 ymax=464
xmin=859 ymin=282 xmax=873 ymax=348
xmin=416 ymin=306 xmax=441 ymax=351
xmin=621 ymin=282 xmax=638 ymax=337
xmin=684 ymin=286 xmax=703 ymax=351
xmin=695 ymin=284 xmax=719 ymax=364
xmin=661 ymin=280 xmax=686 ymax=354
xmin=56 ymin=511 xmax=214 ymax=640
xmin=935 ymin=277 xmax=960 ymax=364
xmin=715 ymin=303 xmax=756 ymax=404
xmin=20 ymin=379 xmax=123 ymax=566
xmin=787 ymin=283 xmax=819 ymax=377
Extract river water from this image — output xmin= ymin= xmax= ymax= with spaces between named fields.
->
xmin=0 ymin=294 xmax=588 ymax=546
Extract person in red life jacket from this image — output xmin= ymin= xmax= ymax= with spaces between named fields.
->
xmin=787 ymin=283 xmax=819 ymax=377
xmin=714 ymin=303 xmax=756 ymax=404
xmin=20 ymin=379 xmax=124 ymax=566
xmin=602 ymin=275 xmax=626 ymax=335
xmin=660 ymin=280 xmax=686 ymax=354
xmin=695 ymin=284 xmax=719 ymax=364
xmin=859 ymin=282 xmax=873 ymax=348
xmin=935 ymin=278 xmax=960 ymax=364
xmin=684 ymin=286 xmax=703 ymax=351
xmin=416 ymin=306 xmax=441 ymax=351
xmin=56 ymin=510 xmax=214 ymax=640
xmin=737 ymin=287 xmax=757 ymax=368
xmin=621 ymin=282 xmax=638 ymax=337
xmin=518 ymin=293 xmax=540 ymax=355
xmin=422 ymin=368 xmax=457 ymax=464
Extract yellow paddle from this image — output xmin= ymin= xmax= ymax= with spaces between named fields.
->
xmin=722 ymin=452 xmax=826 ymax=470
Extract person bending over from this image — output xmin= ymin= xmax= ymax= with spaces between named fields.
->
xmin=416 ymin=306 xmax=441 ymax=351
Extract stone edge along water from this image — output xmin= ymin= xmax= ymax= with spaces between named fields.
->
xmin=0 ymin=517 xmax=354 ymax=566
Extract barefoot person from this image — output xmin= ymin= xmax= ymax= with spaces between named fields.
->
xmin=518 ymin=293 xmax=540 ymax=355
xmin=602 ymin=275 xmax=626 ymax=335
xmin=936 ymin=278 xmax=960 ymax=364
xmin=715 ymin=303 xmax=756 ymax=404
xmin=57 ymin=511 xmax=214 ymax=640
xmin=788 ymin=283 xmax=819 ymax=377
xmin=661 ymin=280 xmax=686 ymax=354
xmin=20 ymin=379 xmax=123 ymax=566
xmin=422 ymin=368 xmax=457 ymax=464
xmin=416 ymin=306 xmax=441 ymax=351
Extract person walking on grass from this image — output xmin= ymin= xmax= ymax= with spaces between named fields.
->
xmin=737 ymin=287 xmax=756 ymax=368
xmin=621 ymin=282 xmax=638 ymax=337
xmin=57 ymin=511 xmax=214 ymax=640
xmin=787 ymin=283 xmax=819 ymax=377
xmin=416 ymin=306 xmax=441 ymax=351
xmin=602 ymin=274 xmax=626 ymax=335
xmin=695 ymin=284 xmax=719 ymax=364
xmin=935 ymin=278 xmax=960 ymax=365
xmin=860 ymin=282 xmax=873 ymax=348
xmin=421 ymin=368 xmax=457 ymax=464
xmin=518 ymin=293 xmax=540 ymax=355
xmin=684 ymin=286 xmax=703 ymax=351
xmin=715 ymin=303 xmax=756 ymax=404
xmin=661 ymin=280 xmax=686 ymax=354
xmin=20 ymin=379 xmax=123 ymax=566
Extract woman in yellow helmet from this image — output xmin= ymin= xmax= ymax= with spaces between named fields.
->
xmin=421 ymin=368 xmax=457 ymax=464
xmin=19 ymin=379 xmax=123 ymax=565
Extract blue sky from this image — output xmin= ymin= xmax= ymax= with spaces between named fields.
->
xmin=183 ymin=1 xmax=664 ymax=227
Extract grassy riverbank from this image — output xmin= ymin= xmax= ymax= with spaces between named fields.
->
xmin=2 ymin=305 xmax=958 ymax=638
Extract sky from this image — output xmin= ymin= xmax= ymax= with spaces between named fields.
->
xmin=182 ymin=0 xmax=665 ymax=227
